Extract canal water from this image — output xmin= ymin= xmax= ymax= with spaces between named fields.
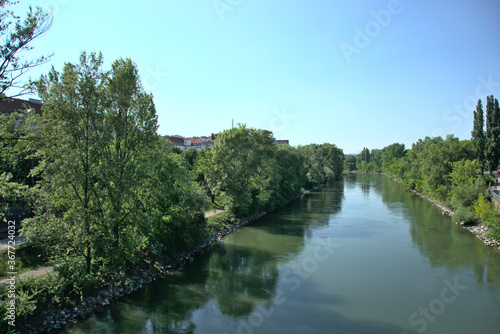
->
xmin=61 ymin=174 xmax=500 ymax=333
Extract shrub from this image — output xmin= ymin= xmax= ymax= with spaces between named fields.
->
xmin=482 ymin=208 xmax=500 ymax=239
xmin=0 ymin=274 xmax=64 ymax=331
xmin=473 ymin=194 xmax=492 ymax=222
xmin=452 ymin=206 xmax=479 ymax=224
xmin=450 ymin=178 xmax=485 ymax=209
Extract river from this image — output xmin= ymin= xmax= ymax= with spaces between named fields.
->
xmin=59 ymin=174 xmax=500 ymax=333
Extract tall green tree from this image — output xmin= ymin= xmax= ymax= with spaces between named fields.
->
xmin=207 ymin=125 xmax=277 ymax=216
xmin=23 ymin=53 xmax=160 ymax=281
xmin=143 ymin=141 xmax=207 ymax=258
xmin=471 ymin=99 xmax=485 ymax=174
xmin=274 ymin=144 xmax=306 ymax=204
xmin=25 ymin=52 xmax=107 ymax=279
xmin=361 ymin=147 xmax=370 ymax=163
xmin=380 ymin=143 xmax=406 ymax=170
xmin=301 ymin=143 xmax=344 ymax=187
xmin=0 ymin=1 xmax=52 ymax=99
xmin=96 ymin=57 xmax=158 ymax=269
xmin=344 ymin=154 xmax=356 ymax=172
xmin=485 ymin=95 xmax=500 ymax=171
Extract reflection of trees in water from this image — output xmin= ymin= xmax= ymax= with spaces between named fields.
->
xmin=344 ymin=173 xmax=373 ymax=196
xmin=257 ymin=177 xmax=345 ymax=237
xmin=163 ymin=181 xmax=345 ymax=328
xmin=205 ymin=243 xmax=279 ymax=317
xmin=65 ymin=181 xmax=347 ymax=333
xmin=72 ymin=252 xmax=213 ymax=333
xmin=369 ymin=173 xmax=500 ymax=284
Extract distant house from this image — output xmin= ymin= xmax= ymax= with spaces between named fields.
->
xmin=165 ymin=133 xmax=217 ymax=151
xmin=165 ymin=135 xmax=185 ymax=150
xmin=0 ymin=97 xmax=43 ymax=116
xmin=276 ymin=140 xmax=289 ymax=145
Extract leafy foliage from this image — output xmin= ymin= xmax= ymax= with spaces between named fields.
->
xmin=197 ymin=125 xmax=343 ymax=217
xmin=485 ymin=95 xmax=500 ymax=171
xmin=471 ymin=99 xmax=486 ymax=171
xmin=451 ymin=206 xmax=478 ymax=224
xmin=205 ymin=125 xmax=278 ymax=216
xmin=3 ymin=50 xmax=346 ymax=326
xmin=20 ymin=52 xmax=205 ymax=288
xmin=473 ymin=194 xmax=492 ymax=222
xmin=0 ymin=1 xmax=52 ymax=98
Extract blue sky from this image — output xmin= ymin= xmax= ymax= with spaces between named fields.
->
xmin=11 ymin=0 xmax=500 ymax=153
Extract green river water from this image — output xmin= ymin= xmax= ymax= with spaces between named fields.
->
xmin=60 ymin=174 xmax=500 ymax=333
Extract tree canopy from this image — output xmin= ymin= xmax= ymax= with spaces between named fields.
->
xmin=0 ymin=0 xmax=52 ymax=99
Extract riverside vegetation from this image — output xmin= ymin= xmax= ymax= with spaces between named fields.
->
xmin=1 ymin=2 xmax=499 ymax=331
xmin=346 ymin=96 xmax=500 ymax=242
xmin=0 ymin=51 xmax=344 ymax=331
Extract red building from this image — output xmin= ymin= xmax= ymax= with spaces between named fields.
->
xmin=0 ymin=97 xmax=43 ymax=116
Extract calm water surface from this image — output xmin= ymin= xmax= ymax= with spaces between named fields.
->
xmin=61 ymin=174 xmax=500 ymax=333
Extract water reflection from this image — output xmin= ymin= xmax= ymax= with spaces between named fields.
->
xmin=62 ymin=184 xmax=346 ymax=333
xmin=344 ymin=174 xmax=500 ymax=286
xmin=61 ymin=175 xmax=500 ymax=334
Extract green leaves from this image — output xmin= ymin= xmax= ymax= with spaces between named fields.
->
xmin=472 ymin=99 xmax=485 ymax=170
xmin=484 ymin=95 xmax=500 ymax=171
xmin=301 ymin=143 xmax=344 ymax=187
xmin=21 ymin=51 xmax=212 ymax=284
xmin=21 ymin=52 xmax=166 ymax=280
xmin=0 ymin=1 xmax=52 ymax=98
xmin=206 ymin=125 xmax=276 ymax=216
xmin=200 ymin=126 xmax=344 ymax=217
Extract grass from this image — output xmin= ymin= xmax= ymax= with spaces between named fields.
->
xmin=206 ymin=210 xmax=236 ymax=234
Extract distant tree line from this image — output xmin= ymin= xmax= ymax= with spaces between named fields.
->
xmin=191 ymin=127 xmax=344 ymax=217
xmin=346 ymin=95 xmax=500 ymax=239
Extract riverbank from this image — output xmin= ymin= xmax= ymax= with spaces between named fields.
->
xmin=379 ymin=172 xmax=500 ymax=250
xmin=16 ymin=184 xmax=326 ymax=333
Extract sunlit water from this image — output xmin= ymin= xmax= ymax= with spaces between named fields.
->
xmin=59 ymin=174 xmax=500 ymax=333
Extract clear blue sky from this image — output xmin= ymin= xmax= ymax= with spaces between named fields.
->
xmin=11 ymin=0 xmax=500 ymax=154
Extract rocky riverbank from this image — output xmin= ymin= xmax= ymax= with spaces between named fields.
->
xmin=19 ymin=185 xmax=325 ymax=333
xmin=18 ymin=212 xmax=268 ymax=334
xmin=380 ymin=173 xmax=500 ymax=251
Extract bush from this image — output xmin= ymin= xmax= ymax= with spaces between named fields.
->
xmin=0 ymin=274 xmax=64 ymax=331
xmin=473 ymin=194 xmax=492 ymax=222
xmin=483 ymin=208 xmax=500 ymax=239
xmin=452 ymin=206 xmax=478 ymax=224
xmin=450 ymin=178 xmax=485 ymax=209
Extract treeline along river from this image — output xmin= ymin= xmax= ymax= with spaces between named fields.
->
xmin=59 ymin=174 xmax=500 ymax=333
